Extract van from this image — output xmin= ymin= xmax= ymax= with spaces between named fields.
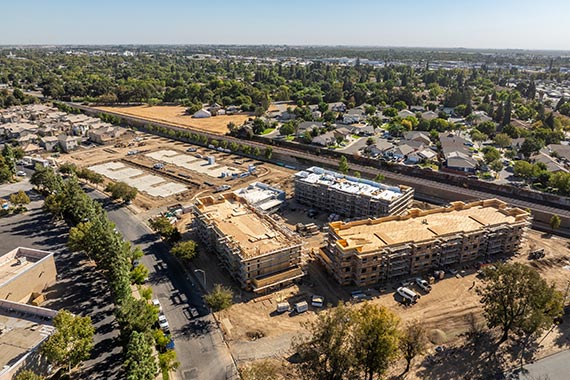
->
xmin=294 ymin=301 xmax=309 ymax=314
xmin=276 ymin=302 xmax=290 ymax=313
xmin=397 ymin=287 xmax=419 ymax=304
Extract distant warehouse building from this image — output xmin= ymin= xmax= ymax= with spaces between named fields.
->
xmin=193 ymin=193 xmax=304 ymax=293
xmin=294 ymin=166 xmax=414 ymax=218
xmin=320 ymin=199 xmax=531 ymax=286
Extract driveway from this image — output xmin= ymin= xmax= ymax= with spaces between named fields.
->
xmin=87 ymin=189 xmax=238 ymax=380
xmin=518 ymin=349 xmax=570 ymax=380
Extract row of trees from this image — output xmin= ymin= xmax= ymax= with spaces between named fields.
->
xmin=32 ymin=166 xmax=165 ymax=379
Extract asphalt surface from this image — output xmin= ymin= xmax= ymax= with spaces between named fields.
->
xmin=518 ymin=349 xmax=570 ymax=380
xmin=87 ymin=189 xmax=237 ymax=380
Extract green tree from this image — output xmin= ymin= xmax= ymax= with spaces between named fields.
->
xmin=477 ymin=263 xmax=563 ymax=344
xmin=338 ymin=156 xmax=349 ymax=174
xmin=41 ymin=310 xmax=95 ymax=373
xmin=170 ymin=240 xmax=197 ymax=260
xmin=393 ymin=101 xmax=407 ymax=111
xmin=14 ymin=370 xmax=43 ymax=380
xmin=489 ymin=160 xmax=504 ymax=172
xmin=204 ymin=284 xmax=233 ymax=312
xmin=115 ymin=296 xmax=158 ymax=339
xmin=105 ymin=182 xmax=138 ymax=203
xmin=494 ymin=133 xmax=512 ymax=149
xmin=279 ymin=123 xmax=296 ymax=136
xmin=9 ymin=190 xmax=31 ymax=207
xmin=550 ymin=214 xmax=561 ymax=230
xmin=253 ymin=147 xmax=261 ymax=157
xmin=1 ymin=144 xmax=16 ymax=175
xmin=264 ymin=147 xmax=273 ymax=159
xmin=519 ymin=137 xmax=544 ymax=158
xmin=130 ymin=264 xmax=149 ymax=285
xmin=158 ymin=350 xmax=180 ymax=375
xmin=399 ymin=320 xmax=428 ymax=374
xmin=353 ymin=304 xmax=400 ymax=380
xmin=149 ymin=216 xmax=180 ymax=242
xmin=293 ymin=303 xmax=357 ymax=380
xmin=374 ymin=173 xmax=385 ymax=182
xmin=124 ymin=331 xmax=157 ymax=380
xmin=366 ymin=137 xmax=375 ymax=146
xmin=483 ymin=146 xmax=501 ymax=164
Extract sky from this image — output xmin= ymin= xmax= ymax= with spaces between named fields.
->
xmin=1 ymin=0 xmax=569 ymax=50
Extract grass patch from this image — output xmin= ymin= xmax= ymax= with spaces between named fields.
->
xmin=351 ymin=134 xmax=361 ymax=139
xmin=162 ymin=368 xmax=170 ymax=380
xmin=261 ymin=128 xmax=275 ymax=135
xmin=285 ymin=135 xmax=295 ymax=141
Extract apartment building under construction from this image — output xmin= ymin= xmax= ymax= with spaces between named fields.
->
xmin=193 ymin=193 xmax=304 ymax=293
xmin=294 ymin=166 xmax=414 ymax=218
xmin=319 ymin=199 xmax=531 ymax=286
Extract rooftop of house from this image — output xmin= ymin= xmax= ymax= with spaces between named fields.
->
xmin=195 ymin=194 xmax=299 ymax=259
xmin=329 ymin=199 xmax=530 ymax=254
xmin=295 ymin=166 xmax=409 ymax=201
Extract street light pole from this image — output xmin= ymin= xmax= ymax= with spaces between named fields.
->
xmin=194 ymin=269 xmax=206 ymax=287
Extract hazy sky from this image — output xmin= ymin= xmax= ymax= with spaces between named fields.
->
xmin=1 ymin=0 xmax=569 ymax=50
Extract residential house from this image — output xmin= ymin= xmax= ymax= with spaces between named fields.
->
xmin=546 ymin=144 xmax=570 ymax=163
xmin=532 ymin=151 xmax=568 ymax=173
xmin=439 ymin=132 xmax=477 ymax=173
xmin=470 ymin=111 xmax=493 ymax=125
xmin=351 ymin=124 xmax=376 ymax=136
xmin=40 ymin=136 xmax=59 ymax=151
xmin=57 ymin=134 xmax=79 ymax=152
xmin=89 ymin=126 xmax=125 ymax=144
xmin=421 ymin=110 xmax=438 ymax=120
xmin=398 ymin=109 xmax=416 ymax=118
xmin=21 ymin=143 xmax=43 ymax=154
xmin=403 ymin=131 xmax=431 ymax=145
xmin=328 ymin=102 xmax=347 ymax=113
xmin=343 ymin=108 xmax=365 ymax=124
xmin=392 ymin=143 xmax=416 ymax=161
xmin=3 ymin=123 xmax=38 ymax=139
xmin=17 ymin=133 xmax=38 ymax=145
xmin=297 ymin=121 xmax=323 ymax=137
xmin=446 ymin=151 xmax=478 ymax=173
xmin=365 ymin=139 xmax=395 ymax=157
xmin=311 ymin=131 xmax=336 ymax=146
xmin=333 ymin=127 xmax=352 ymax=140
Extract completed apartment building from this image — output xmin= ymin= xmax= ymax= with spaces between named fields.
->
xmin=193 ymin=193 xmax=304 ymax=293
xmin=320 ymin=199 xmax=531 ymax=286
xmin=294 ymin=166 xmax=414 ymax=218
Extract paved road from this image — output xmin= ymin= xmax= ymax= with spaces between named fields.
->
xmin=87 ymin=189 xmax=237 ymax=380
xmin=518 ymin=349 xmax=570 ymax=380
xmin=337 ymin=136 xmax=368 ymax=154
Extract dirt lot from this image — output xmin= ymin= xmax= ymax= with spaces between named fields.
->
xmin=61 ymin=132 xmax=295 ymax=212
xmin=217 ymin=228 xmax=570 ymax=378
xmin=96 ymin=105 xmax=251 ymax=135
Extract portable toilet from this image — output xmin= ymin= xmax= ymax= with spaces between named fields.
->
xmin=207 ymin=156 xmax=216 ymax=165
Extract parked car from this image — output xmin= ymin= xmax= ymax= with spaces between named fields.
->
xmin=294 ymin=301 xmax=309 ymax=314
xmin=415 ymin=278 xmax=432 ymax=293
xmin=186 ymin=147 xmax=197 ymax=152
xmin=276 ymin=302 xmax=290 ymax=313
xmin=16 ymin=170 xmax=26 ymax=176
xmin=152 ymin=298 xmax=163 ymax=313
xmin=397 ymin=287 xmax=419 ymax=304
xmin=158 ymin=315 xmax=170 ymax=332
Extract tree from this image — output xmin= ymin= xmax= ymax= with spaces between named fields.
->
xmin=494 ymin=133 xmax=512 ymax=149
xmin=353 ymin=304 xmax=400 ymax=380
xmin=253 ymin=147 xmax=261 ymax=157
xmin=2 ymin=144 xmax=16 ymax=175
xmin=293 ymin=303 xmax=357 ymax=380
xmin=279 ymin=122 xmax=295 ymax=136
xmin=264 ymin=147 xmax=273 ymax=159
xmin=204 ymin=284 xmax=233 ymax=312
xmin=366 ymin=137 xmax=375 ymax=146
xmin=519 ymin=137 xmax=544 ymax=158
xmin=9 ymin=190 xmax=31 ymax=207
xmin=477 ymin=263 xmax=563 ymax=345
xmin=14 ymin=370 xmax=43 ymax=380
xmin=41 ymin=310 xmax=95 ymax=373
xmin=124 ymin=331 xmax=157 ymax=380
xmin=149 ymin=216 xmax=180 ymax=242
xmin=476 ymin=121 xmax=497 ymax=136
xmin=374 ymin=173 xmax=385 ymax=182
xmin=130 ymin=264 xmax=149 ymax=285
xmin=105 ymin=181 xmax=138 ymax=203
xmin=158 ymin=350 xmax=180 ymax=375
xmin=115 ymin=296 xmax=158 ymax=339
xmin=399 ymin=321 xmax=428 ymax=374
xmin=483 ymin=146 xmax=501 ymax=164
xmin=393 ymin=101 xmax=407 ymax=111
xmin=338 ymin=156 xmax=349 ymax=174
xmin=170 ymin=240 xmax=197 ymax=260
xmin=550 ymin=214 xmax=561 ymax=230
xmin=489 ymin=160 xmax=504 ymax=172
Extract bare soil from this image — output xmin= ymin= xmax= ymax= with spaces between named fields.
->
xmin=96 ymin=105 xmax=252 ymax=135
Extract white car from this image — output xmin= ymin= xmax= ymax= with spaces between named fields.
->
xmin=158 ymin=315 xmax=170 ymax=332
xmin=397 ymin=287 xmax=419 ymax=304
xmin=16 ymin=170 xmax=26 ymax=176
xmin=415 ymin=278 xmax=432 ymax=293
xmin=152 ymin=298 xmax=162 ymax=313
